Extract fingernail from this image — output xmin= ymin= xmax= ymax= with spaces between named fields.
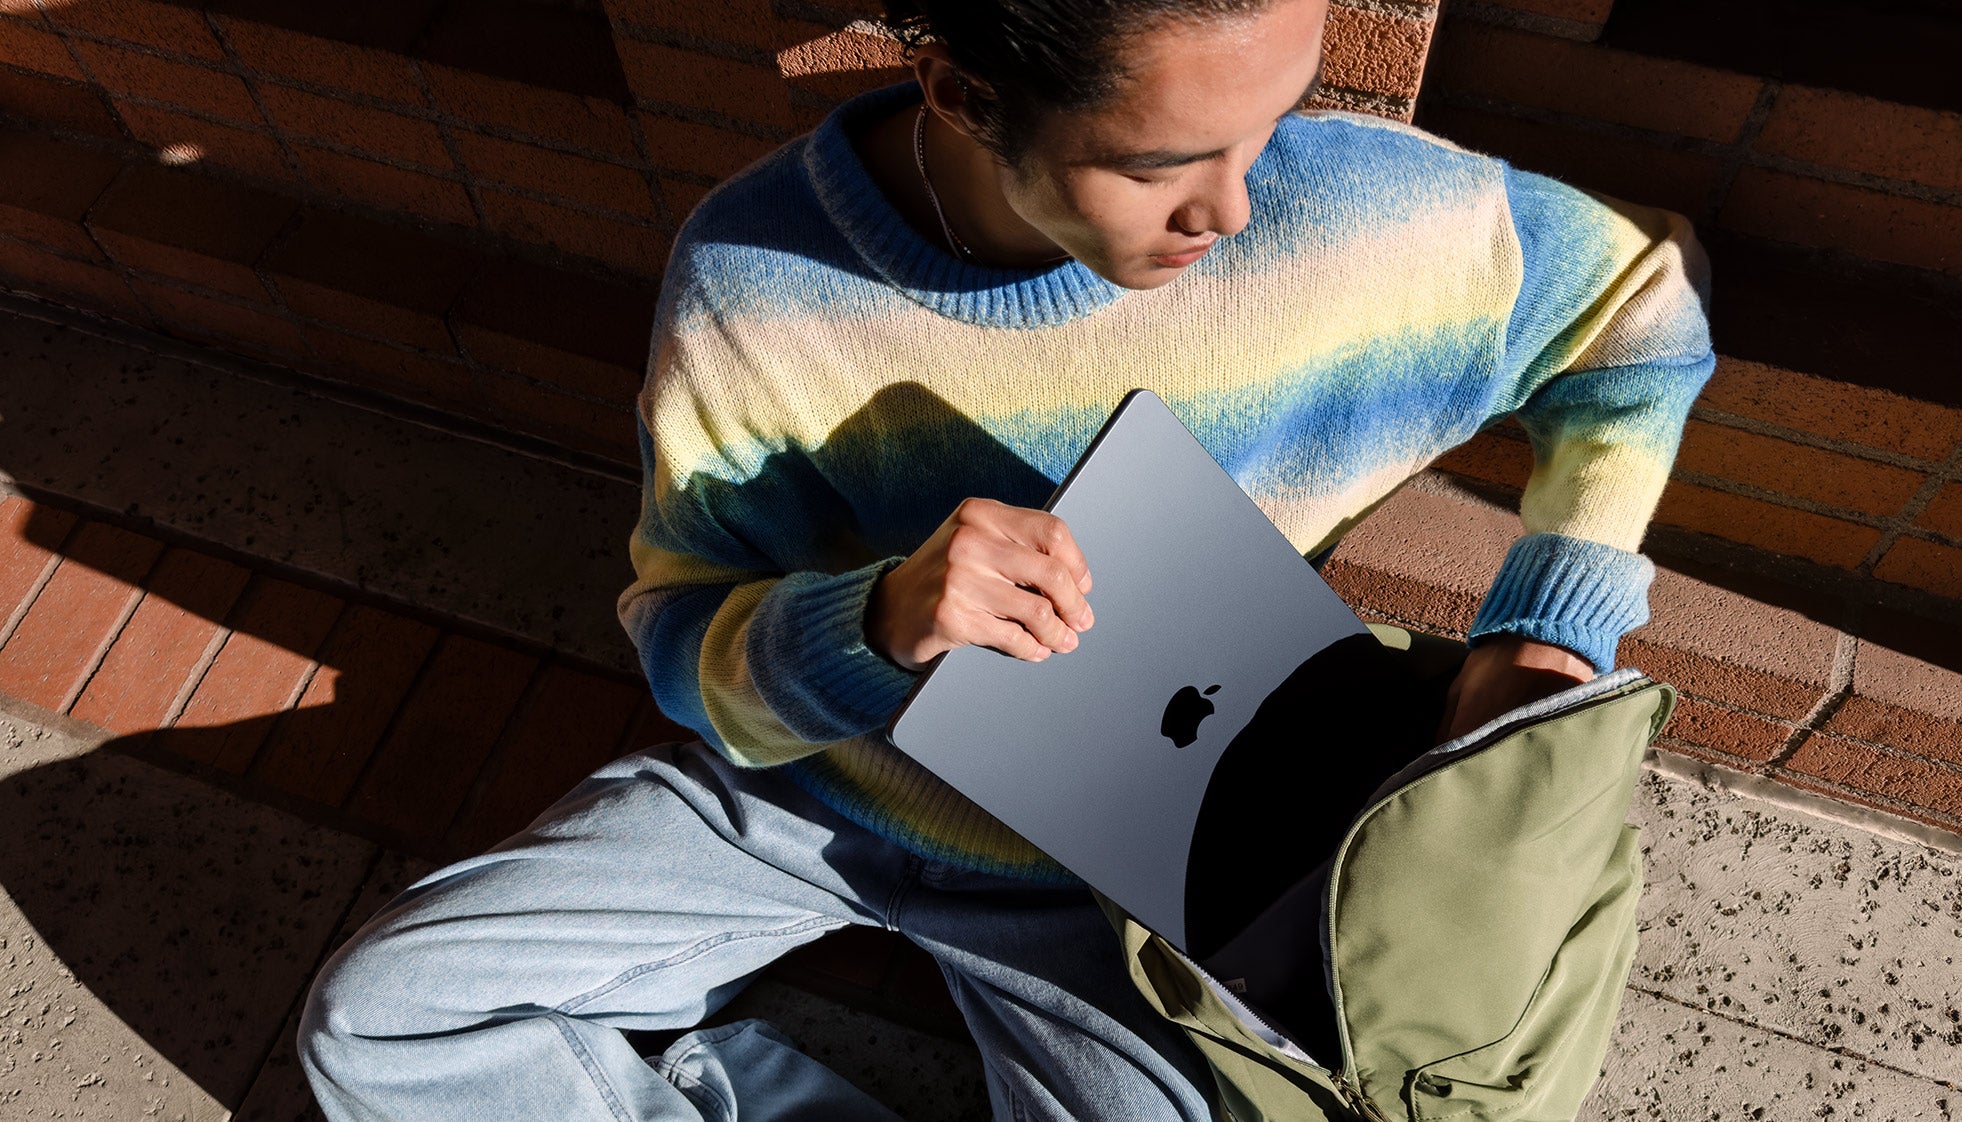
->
xmin=1061 ymin=631 xmax=1078 ymax=651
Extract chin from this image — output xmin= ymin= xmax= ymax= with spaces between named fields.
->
xmin=1086 ymin=256 xmax=1189 ymax=291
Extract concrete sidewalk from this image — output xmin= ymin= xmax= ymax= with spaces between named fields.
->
xmin=2 ymin=693 xmax=1954 ymax=1120
xmin=0 ymin=299 xmax=1957 ymax=1119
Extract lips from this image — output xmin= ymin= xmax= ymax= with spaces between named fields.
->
xmin=1149 ymin=240 xmax=1215 ymax=268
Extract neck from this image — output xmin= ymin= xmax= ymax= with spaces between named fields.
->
xmin=915 ymin=109 xmax=1071 ymax=269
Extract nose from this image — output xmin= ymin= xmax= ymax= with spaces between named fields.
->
xmin=1172 ymin=160 xmax=1253 ymax=240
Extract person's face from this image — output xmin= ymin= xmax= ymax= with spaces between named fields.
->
xmin=1000 ymin=0 xmax=1329 ymax=289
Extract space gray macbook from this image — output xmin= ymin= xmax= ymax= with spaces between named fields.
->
xmin=885 ymin=388 xmax=1370 ymax=955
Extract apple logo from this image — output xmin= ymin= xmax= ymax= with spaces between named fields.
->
xmin=1160 ymin=684 xmax=1222 ymax=748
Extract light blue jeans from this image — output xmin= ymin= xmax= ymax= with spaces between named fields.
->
xmin=298 ymin=741 xmax=1217 ymax=1121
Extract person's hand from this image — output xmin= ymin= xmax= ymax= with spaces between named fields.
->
xmin=867 ymin=498 xmax=1094 ymax=672
xmin=1435 ymin=635 xmax=1593 ymax=744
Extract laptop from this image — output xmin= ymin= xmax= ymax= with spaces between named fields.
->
xmin=885 ymin=388 xmax=1376 ymax=959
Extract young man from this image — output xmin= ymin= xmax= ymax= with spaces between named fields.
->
xmin=299 ymin=0 xmax=1713 ymax=1118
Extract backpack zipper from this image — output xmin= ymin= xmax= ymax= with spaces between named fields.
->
xmin=1321 ymin=670 xmax=1658 ymax=1119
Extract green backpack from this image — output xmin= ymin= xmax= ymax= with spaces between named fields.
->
xmin=1107 ymin=625 xmax=1675 ymax=1122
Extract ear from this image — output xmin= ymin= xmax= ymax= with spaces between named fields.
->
xmin=912 ymin=44 xmax=994 ymax=146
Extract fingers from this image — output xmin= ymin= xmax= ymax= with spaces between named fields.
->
xmin=974 ymin=581 xmax=1080 ymax=655
xmin=993 ymin=503 xmax=1094 ymax=598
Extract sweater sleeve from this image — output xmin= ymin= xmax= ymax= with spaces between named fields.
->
xmin=1466 ymin=166 xmax=1716 ymax=672
xmin=616 ymin=350 xmax=916 ymax=769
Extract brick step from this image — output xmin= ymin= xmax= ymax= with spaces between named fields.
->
xmin=0 ymin=120 xmax=657 ymax=463
xmin=1602 ymin=0 xmax=1961 ymax=114
xmin=1420 ymin=5 xmax=1962 ymax=421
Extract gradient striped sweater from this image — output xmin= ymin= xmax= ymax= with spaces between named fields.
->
xmin=619 ymin=83 xmax=1715 ymax=879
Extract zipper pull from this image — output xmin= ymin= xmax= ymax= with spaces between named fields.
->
xmin=1338 ymin=1075 xmax=1393 ymax=1122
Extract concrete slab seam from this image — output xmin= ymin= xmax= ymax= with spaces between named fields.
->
xmin=1644 ymin=749 xmax=1962 ymax=857
xmin=1621 ymin=981 xmax=1962 ymax=1094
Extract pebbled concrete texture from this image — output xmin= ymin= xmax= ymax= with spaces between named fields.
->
xmin=1621 ymin=770 xmax=1961 ymax=1086
xmin=0 ymin=301 xmax=642 ymax=672
xmin=0 ymin=697 xmax=377 ymax=1119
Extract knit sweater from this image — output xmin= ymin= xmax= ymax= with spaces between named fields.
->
xmin=619 ymin=82 xmax=1714 ymax=879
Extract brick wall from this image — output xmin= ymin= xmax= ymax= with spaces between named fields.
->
xmin=1420 ymin=0 xmax=1962 ymax=608
xmin=0 ymin=0 xmax=1435 ymax=466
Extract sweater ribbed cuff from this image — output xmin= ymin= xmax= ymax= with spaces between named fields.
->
xmin=745 ymin=559 xmax=918 ymax=742
xmin=1468 ymin=533 xmax=1654 ymax=674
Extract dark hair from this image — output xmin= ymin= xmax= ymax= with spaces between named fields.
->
xmin=882 ymin=0 xmax=1272 ymax=162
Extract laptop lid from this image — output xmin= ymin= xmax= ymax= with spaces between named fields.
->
xmin=885 ymin=389 xmax=1369 ymax=953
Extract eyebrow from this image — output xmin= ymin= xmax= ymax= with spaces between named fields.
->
xmin=1096 ymin=57 xmax=1326 ymax=172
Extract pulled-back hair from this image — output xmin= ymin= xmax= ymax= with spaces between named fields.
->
xmin=882 ymin=0 xmax=1273 ymax=162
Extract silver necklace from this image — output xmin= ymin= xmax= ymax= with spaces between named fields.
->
xmin=914 ymin=106 xmax=974 ymax=261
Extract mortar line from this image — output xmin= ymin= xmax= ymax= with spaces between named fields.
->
xmin=1766 ymin=632 xmax=1857 ymax=767
xmin=56 ymin=547 xmax=168 ymax=716
xmin=1859 ymin=442 xmax=1962 ymax=568
xmin=1624 ymin=983 xmax=1962 ymax=1093
xmin=201 ymin=7 xmax=311 ymax=186
xmin=1686 ymin=407 xmax=1949 ymax=473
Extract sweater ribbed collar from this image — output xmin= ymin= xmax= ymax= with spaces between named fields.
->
xmin=802 ymin=82 xmax=1127 ymax=329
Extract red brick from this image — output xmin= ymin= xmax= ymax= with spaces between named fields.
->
xmin=1429 ymin=426 xmax=1534 ymax=491
xmin=69 ymin=548 xmax=251 ymax=735
xmin=1430 ymin=23 xmax=1763 ymax=144
xmin=453 ymin=132 xmax=656 ymax=217
xmin=0 ymin=520 xmax=161 ymax=711
xmin=774 ymin=25 xmax=908 ymax=109
xmin=1827 ymin=697 xmax=1962 ymax=769
xmin=111 ymin=99 xmax=296 ymax=183
xmin=475 ymin=189 xmax=669 ymax=276
xmin=422 ymin=64 xmax=637 ymax=159
xmin=293 ymin=145 xmax=478 ymax=226
xmin=458 ymin=314 xmax=643 ymax=404
xmin=445 ymin=664 xmax=643 ymax=853
xmin=0 ymin=129 xmax=121 ymax=258
xmin=1757 ymin=86 xmax=1962 ymax=193
xmin=452 ymin=258 xmax=656 ymax=376
xmin=1721 ymin=168 xmax=1962 ymax=275
xmin=1657 ymin=694 xmax=1791 ymax=762
xmin=1322 ymin=6 xmax=1431 ymax=102
xmin=1652 ymin=736 xmax=1772 ymax=775
xmin=659 ymin=176 xmax=712 ymax=225
xmin=170 ymin=576 xmax=343 ymax=773
xmin=1472 ymin=0 xmax=1612 ymax=25
xmin=1618 ymin=638 xmax=1824 ymax=724
xmin=0 ymin=2 xmax=44 ymax=22
xmin=479 ymin=372 xmax=639 ymax=463
xmin=1782 ymin=733 xmax=1962 ymax=820
xmin=48 ymin=0 xmax=223 ymax=59
xmin=1675 ymin=419 xmax=1927 ymax=518
xmin=608 ymin=0 xmax=786 ymax=52
xmin=0 ymin=67 xmax=121 ymax=136
xmin=0 ymin=235 xmax=144 ymax=316
xmin=1652 ymin=479 xmax=1882 ymax=569
xmin=88 ymin=163 xmax=296 ymax=300
xmin=344 ymin=635 xmax=535 ymax=839
xmin=616 ymin=38 xmax=795 ymax=131
xmin=264 ymin=207 xmax=479 ymax=349
xmin=131 ymin=278 xmax=308 ymax=359
xmin=1778 ymin=773 xmax=1962 ymax=835
xmin=299 ymin=326 xmax=477 ymax=410
xmin=256 ymin=82 xmax=452 ymax=169
xmin=1697 ymin=357 xmax=1962 ymax=463
xmin=70 ymin=41 xmax=260 ymax=123
xmin=639 ymin=112 xmax=779 ymax=181
xmin=0 ymin=17 xmax=84 ymax=79
xmin=1872 ymin=536 xmax=1962 ymax=599
xmin=1320 ymin=557 xmax=1479 ymax=635
xmin=214 ymin=17 xmax=425 ymax=106
xmin=250 ymin=604 xmax=439 ymax=805
xmin=0 ymin=497 xmax=76 ymax=628
xmin=1419 ymin=103 xmax=1724 ymax=219
xmin=1917 ymin=484 xmax=1962 ymax=542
